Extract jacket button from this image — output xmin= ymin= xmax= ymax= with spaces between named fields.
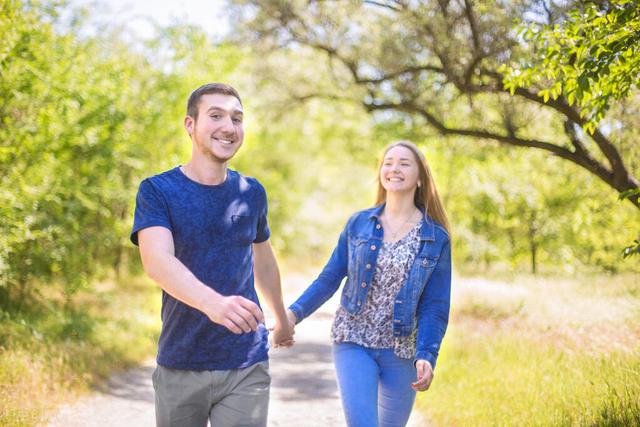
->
xmin=370 ymin=245 xmax=376 ymax=250
xmin=357 ymin=300 xmax=362 ymax=306
xmin=422 ymin=258 xmax=428 ymax=266
xmin=361 ymin=282 xmax=366 ymax=288
xmin=376 ymin=224 xmax=381 ymax=229
xmin=366 ymin=263 xmax=371 ymax=269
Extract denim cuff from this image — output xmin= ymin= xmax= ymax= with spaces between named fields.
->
xmin=288 ymin=304 xmax=305 ymax=325
xmin=414 ymin=351 xmax=437 ymax=371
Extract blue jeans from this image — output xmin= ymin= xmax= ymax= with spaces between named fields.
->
xmin=333 ymin=342 xmax=417 ymax=427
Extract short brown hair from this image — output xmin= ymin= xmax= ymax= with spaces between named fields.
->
xmin=186 ymin=83 xmax=242 ymax=120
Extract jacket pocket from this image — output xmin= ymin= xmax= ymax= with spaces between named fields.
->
xmin=417 ymin=255 xmax=438 ymax=269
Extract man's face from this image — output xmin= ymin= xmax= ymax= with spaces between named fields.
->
xmin=185 ymin=93 xmax=244 ymax=163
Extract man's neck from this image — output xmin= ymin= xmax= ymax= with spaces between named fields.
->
xmin=181 ymin=157 xmax=228 ymax=185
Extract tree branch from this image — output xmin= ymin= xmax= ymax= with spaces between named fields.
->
xmin=355 ymin=64 xmax=445 ymax=84
xmin=362 ymin=0 xmax=402 ymax=12
xmin=363 ymin=100 xmax=629 ymax=193
xmin=463 ymin=0 xmax=481 ymax=52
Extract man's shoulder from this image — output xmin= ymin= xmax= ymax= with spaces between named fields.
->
xmin=233 ymin=169 xmax=266 ymax=194
xmin=143 ymin=167 xmax=180 ymax=186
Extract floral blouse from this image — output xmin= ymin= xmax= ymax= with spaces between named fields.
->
xmin=331 ymin=221 xmax=421 ymax=359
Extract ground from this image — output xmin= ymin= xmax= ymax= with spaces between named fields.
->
xmin=46 ymin=275 xmax=429 ymax=427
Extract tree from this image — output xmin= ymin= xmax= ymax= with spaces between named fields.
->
xmin=230 ymin=0 xmax=639 ymax=209
xmin=503 ymin=0 xmax=640 ymax=134
xmin=0 ymin=0 xmax=185 ymax=309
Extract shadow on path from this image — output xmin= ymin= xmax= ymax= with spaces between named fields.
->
xmin=93 ymin=364 xmax=155 ymax=403
xmin=270 ymin=341 xmax=337 ymax=402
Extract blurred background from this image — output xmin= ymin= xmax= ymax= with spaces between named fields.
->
xmin=1 ymin=0 xmax=638 ymax=425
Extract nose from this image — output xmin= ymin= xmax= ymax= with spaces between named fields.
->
xmin=220 ymin=116 xmax=236 ymax=135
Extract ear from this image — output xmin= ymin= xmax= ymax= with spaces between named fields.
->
xmin=184 ymin=116 xmax=194 ymax=135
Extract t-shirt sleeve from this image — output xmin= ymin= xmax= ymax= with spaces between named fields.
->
xmin=254 ymin=181 xmax=270 ymax=243
xmin=130 ymin=178 xmax=172 ymax=246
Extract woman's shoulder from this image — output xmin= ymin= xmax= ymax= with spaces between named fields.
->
xmin=347 ymin=205 xmax=381 ymax=225
xmin=424 ymin=214 xmax=450 ymax=243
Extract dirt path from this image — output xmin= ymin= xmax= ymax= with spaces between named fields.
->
xmin=46 ymin=273 xmax=639 ymax=426
xmin=46 ymin=286 xmax=429 ymax=426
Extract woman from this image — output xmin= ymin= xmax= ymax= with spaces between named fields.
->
xmin=287 ymin=140 xmax=451 ymax=427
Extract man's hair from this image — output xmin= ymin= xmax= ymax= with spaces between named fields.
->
xmin=186 ymin=83 xmax=242 ymax=120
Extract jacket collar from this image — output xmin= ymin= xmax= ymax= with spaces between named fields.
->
xmin=369 ymin=203 xmax=435 ymax=242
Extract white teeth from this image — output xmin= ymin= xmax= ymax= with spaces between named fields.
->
xmin=214 ymin=138 xmax=233 ymax=144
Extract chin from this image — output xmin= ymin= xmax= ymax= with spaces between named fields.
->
xmin=385 ymin=186 xmax=413 ymax=194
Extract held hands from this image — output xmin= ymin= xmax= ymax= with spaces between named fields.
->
xmin=271 ymin=316 xmax=295 ymax=348
xmin=269 ymin=308 xmax=297 ymax=348
xmin=411 ymin=359 xmax=434 ymax=392
xmin=201 ymin=293 xmax=265 ymax=334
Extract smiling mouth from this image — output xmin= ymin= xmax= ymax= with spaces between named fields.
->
xmin=213 ymin=137 xmax=234 ymax=145
xmin=387 ymin=177 xmax=404 ymax=182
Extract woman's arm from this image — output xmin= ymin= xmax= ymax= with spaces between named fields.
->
xmin=288 ymin=220 xmax=351 ymax=323
xmin=415 ymin=239 xmax=452 ymax=370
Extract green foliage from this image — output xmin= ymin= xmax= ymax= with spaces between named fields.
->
xmin=502 ymin=0 xmax=640 ymax=133
xmin=421 ymin=273 xmax=640 ymax=426
xmin=0 ymin=0 xmax=184 ymax=309
xmin=0 ymin=276 xmax=161 ymax=426
xmin=431 ymin=137 xmax=639 ymax=274
xmin=422 ymin=329 xmax=640 ymax=426
xmin=619 ymin=189 xmax=640 ymax=258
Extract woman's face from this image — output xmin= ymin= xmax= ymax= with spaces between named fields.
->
xmin=379 ymin=145 xmax=421 ymax=195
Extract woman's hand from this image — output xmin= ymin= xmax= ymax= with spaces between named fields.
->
xmin=411 ymin=359 xmax=434 ymax=392
xmin=286 ymin=308 xmax=297 ymax=329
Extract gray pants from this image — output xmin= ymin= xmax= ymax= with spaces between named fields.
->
xmin=152 ymin=361 xmax=270 ymax=427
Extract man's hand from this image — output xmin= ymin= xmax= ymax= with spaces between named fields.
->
xmin=201 ymin=293 xmax=265 ymax=334
xmin=411 ymin=359 xmax=434 ymax=392
xmin=271 ymin=317 xmax=295 ymax=348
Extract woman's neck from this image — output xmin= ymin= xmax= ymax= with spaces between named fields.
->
xmin=384 ymin=192 xmax=417 ymax=219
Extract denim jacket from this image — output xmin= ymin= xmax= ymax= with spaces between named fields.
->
xmin=289 ymin=204 xmax=451 ymax=369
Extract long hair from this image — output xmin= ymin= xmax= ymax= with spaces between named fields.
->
xmin=375 ymin=140 xmax=450 ymax=234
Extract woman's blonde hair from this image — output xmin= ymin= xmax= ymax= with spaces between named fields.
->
xmin=375 ymin=140 xmax=450 ymax=233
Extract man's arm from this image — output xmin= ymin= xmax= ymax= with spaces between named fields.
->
xmin=138 ymin=226 xmax=264 ymax=334
xmin=253 ymin=239 xmax=294 ymax=347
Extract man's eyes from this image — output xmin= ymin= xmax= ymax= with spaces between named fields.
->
xmin=210 ymin=114 xmax=242 ymax=124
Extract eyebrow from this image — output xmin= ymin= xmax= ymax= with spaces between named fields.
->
xmin=206 ymin=106 xmax=243 ymax=115
xmin=384 ymin=156 xmax=413 ymax=161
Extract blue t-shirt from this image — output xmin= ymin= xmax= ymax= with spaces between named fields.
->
xmin=130 ymin=167 xmax=270 ymax=370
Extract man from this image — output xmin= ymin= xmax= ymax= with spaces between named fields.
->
xmin=130 ymin=83 xmax=294 ymax=427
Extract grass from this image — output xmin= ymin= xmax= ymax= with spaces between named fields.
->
xmin=417 ymin=273 xmax=640 ymax=426
xmin=0 ymin=276 xmax=161 ymax=426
